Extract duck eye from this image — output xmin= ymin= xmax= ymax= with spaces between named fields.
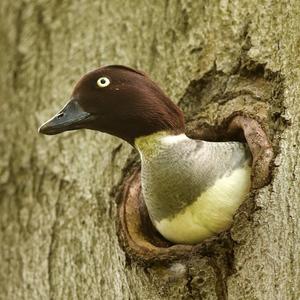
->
xmin=97 ymin=77 xmax=110 ymax=88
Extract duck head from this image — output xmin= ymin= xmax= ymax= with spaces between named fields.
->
xmin=39 ymin=65 xmax=185 ymax=145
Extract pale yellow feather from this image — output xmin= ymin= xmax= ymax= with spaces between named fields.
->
xmin=155 ymin=165 xmax=251 ymax=244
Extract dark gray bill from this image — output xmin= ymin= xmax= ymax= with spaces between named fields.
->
xmin=38 ymin=100 xmax=92 ymax=135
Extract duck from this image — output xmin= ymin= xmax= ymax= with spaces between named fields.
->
xmin=39 ymin=65 xmax=252 ymax=245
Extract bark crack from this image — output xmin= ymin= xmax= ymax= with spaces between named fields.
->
xmin=47 ymin=179 xmax=63 ymax=300
xmin=208 ymin=257 xmax=228 ymax=300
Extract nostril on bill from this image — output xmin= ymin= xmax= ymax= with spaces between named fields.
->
xmin=57 ymin=112 xmax=64 ymax=119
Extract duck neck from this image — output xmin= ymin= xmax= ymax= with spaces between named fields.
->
xmin=134 ymin=130 xmax=188 ymax=160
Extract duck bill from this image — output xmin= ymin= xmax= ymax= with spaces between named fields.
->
xmin=38 ymin=100 xmax=92 ymax=135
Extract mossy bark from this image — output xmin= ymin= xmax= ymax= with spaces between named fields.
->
xmin=0 ymin=1 xmax=299 ymax=299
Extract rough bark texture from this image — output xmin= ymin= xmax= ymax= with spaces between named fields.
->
xmin=0 ymin=1 xmax=299 ymax=299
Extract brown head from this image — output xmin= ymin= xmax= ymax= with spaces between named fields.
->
xmin=39 ymin=65 xmax=185 ymax=145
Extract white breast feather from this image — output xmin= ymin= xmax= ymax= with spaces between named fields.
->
xmin=155 ymin=165 xmax=251 ymax=244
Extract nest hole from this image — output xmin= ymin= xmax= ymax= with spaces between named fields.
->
xmin=117 ymin=112 xmax=273 ymax=265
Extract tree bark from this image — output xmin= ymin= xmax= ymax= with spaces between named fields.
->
xmin=0 ymin=1 xmax=299 ymax=299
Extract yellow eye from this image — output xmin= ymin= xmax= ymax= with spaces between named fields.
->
xmin=97 ymin=77 xmax=110 ymax=88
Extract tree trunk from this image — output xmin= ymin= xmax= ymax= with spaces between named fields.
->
xmin=0 ymin=1 xmax=299 ymax=299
